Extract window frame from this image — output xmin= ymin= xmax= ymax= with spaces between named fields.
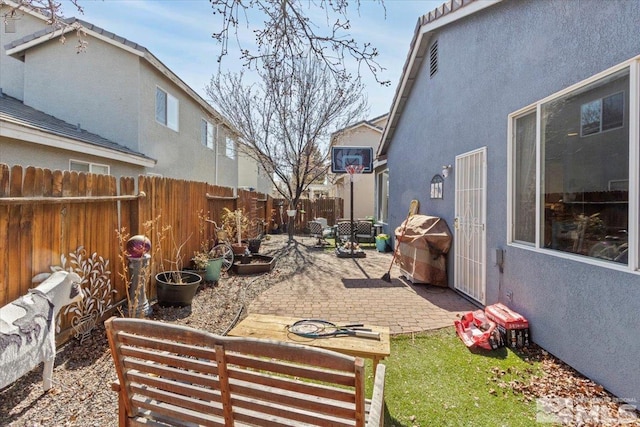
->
xmin=201 ymin=119 xmax=215 ymax=149
xmin=507 ymin=56 xmax=640 ymax=272
xmin=225 ymin=137 xmax=235 ymax=159
xmin=155 ymin=86 xmax=179 ymax=132
xmin=69 ymin=160 xmax=110 ymax=175
xmin=376 ymin=169 xmax=389 ymax=224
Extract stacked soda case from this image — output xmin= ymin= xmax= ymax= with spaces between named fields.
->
xmin=484 ymin=303 xmax=530 ymax=348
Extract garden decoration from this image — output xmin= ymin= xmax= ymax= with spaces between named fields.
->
xmin=117 ymin=229 xmax=153 ymax=318
xmin=124 ymin=235 xmax=152 ymax=317
xmin=49 ymin=245 xmax=116 ymax=341
xmin=0 ymin=271 xmax=83 ymax=392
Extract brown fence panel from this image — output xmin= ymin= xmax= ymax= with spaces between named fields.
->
xmin=271 ymin=198 xmax=344 ymax=232
xmin=137 ymin=176 xmax=210 ymax=298
xmin=0 ymin=164 xmax=271 ymax=347
xmin=0 ymin=164 xmax=122 ymax=341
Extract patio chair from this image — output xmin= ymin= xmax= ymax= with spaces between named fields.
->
xmin=309 ymin=220 xmax=332 ymax=247
xmin=355 ymin=220 xmax=376 ymax=245
xmin=337 ymin=221 xmax=353 ymax=244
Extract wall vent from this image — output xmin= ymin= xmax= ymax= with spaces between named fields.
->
xmin=4 ymin=17 xmax=17 ymax=33
xmin=429 ymin=40 xmax=438 ymax=78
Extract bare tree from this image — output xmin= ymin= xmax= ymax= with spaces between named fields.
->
xmin=210 ymin=0 xmax=389 ymax=85
xmin=207 ymin=56 xmax=367 ymax=242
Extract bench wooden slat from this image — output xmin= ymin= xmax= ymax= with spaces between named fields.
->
xmin=222 ymin=338 xmax=358 ymax=372
xmin=105 ymin=317 xmax=385 ymax=427
xmin=129 ymin=383 xmax=225 ymax=422
xmin=231 ymin=398 xmax=356 ymax=427
xmin=226 ymin=352 xmax=356 ymax=387
xmin=127 ymin=371 xmax=222 ymax=404
xmin=120 ymin=345 xmax=219 ymax=376
xmin=228 ymin=365 xmax=355 ymax=402
xmin=229 ymin=380 xmax=356 ymax=419
xmin=123 ymin=357 xmax=218 ymax=389
xmin=118 ymin=331 xmax=217 ymax=362
xmin=130 ymin=394 xmax=225 ymax=426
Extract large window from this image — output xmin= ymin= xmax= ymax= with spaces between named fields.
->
xmin=156 ymin=87 xmax=179 ymax=131
xmin=510 ymin=66 xmax=630 ymax=265
xmin=201 ymin=119 xmax=215 ymax=149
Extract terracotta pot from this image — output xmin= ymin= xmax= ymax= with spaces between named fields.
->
xmin=231 ymin=243 xmax=247 ymax=255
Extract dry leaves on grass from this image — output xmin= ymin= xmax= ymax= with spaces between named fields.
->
xmin=488 ymin=345 xmax=639 ymax=426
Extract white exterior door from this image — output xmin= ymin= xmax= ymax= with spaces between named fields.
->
xmin=454 ymin=147 xmax=487 ymax=304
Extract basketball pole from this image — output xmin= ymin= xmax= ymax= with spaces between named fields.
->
xmin=350 ymin=172 xmax=355 ymax=256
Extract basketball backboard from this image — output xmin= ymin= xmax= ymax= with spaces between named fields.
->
xmin=330 ymin=146 xmax=373 ymax=174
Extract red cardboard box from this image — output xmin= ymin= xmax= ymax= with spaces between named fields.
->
xmin=484 ymin=303 xmax=530 ymax=348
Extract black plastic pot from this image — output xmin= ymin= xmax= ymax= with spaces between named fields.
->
xmin=248 ymin=239 xmax=262 ymax=254
xmin=155 ymin=271 xmax=202 ymax=307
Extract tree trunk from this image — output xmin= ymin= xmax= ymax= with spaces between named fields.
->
xmin=288 ymin=216 xmax=295 ymax=243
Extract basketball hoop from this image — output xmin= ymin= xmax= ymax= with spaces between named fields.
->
xmin=345 ymin=164 xmax=365 ymax=176
xmin=345 ymin=164 xmax=364 ymax=183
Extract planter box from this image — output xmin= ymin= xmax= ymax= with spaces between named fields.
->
xmin=232 ymin=255 xmax=275 ymax=275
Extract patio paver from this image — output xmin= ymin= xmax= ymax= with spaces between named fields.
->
xmin=248 ymin=235 xmax=477 ymax=335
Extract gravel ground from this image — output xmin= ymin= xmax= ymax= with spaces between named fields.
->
xmin=1 ymin=234 xmax=638 ymax=426
xmin=1 ymin=236 xmax=295 ymax=427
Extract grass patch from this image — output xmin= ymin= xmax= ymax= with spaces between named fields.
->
xmin=369 ymin=327 xmax=541 ymax=427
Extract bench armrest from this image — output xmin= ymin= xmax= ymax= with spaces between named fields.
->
xmin=111 ymin=380 xmax=121 ymax=393
xmin=366 ymin=363 xmax=386 ymax=427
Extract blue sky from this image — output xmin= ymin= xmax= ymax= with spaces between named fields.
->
xmin=65 ymin=0 xmax=443 ymax=118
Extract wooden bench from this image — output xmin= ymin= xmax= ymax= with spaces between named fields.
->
xmin=105 ymin=317 xmax=386 ymax=426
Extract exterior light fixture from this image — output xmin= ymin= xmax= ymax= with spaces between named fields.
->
xmin=442 ymin=165 xmax=452 ymax=178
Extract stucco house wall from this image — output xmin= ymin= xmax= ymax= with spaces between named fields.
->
xmin=22 ymin=37 xmax=141 ymax=152
xmin=0 ymin=7 xmax=44 ymax=100
xmin=0 ymin=137 xmax=142 ymax=178
xmin=383 ymin=0 xmax=640 ymax=403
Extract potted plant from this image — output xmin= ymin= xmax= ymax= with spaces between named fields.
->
xmin=247 ymin=219 xmax=266 ymax=254
xmin=192 ymin=246 xmax=224 ymax=283
xmin=222 ymin=208 xmax=249 ymax=255
xmin=153 ymin=224 xmax=202 ymax=307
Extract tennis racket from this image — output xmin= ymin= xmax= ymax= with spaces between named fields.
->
xmin=287 ymin=319 xmax=380 ymax=340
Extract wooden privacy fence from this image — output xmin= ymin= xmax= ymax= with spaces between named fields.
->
xmin=272 ymin=198 xmax=344 ymax=231
xmin=0 ymin=164 xmax=271 ymax=344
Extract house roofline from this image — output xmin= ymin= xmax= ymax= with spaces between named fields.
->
xmin=3 ymin=12 xmax=238 ymax=137
xmin=0 ymin=117 xmax=156 ymax=167
xmin=377 ymin=0 xmax=501 ymax=157
xmin=0 ymin=0 xmax=52 ymax=22
xmin=332 ymin=113 xmax=389 ymax=139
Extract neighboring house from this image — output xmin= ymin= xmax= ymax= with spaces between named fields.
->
xmin=332 ymin=114 xmax=387 ymax=220
xmin=237 ymin=143 xmax=272 ymax=195
xmin=378 ymin=0 xmax=640 ymax=404
xmin=0 ymin=1 xmax=239 ymax=187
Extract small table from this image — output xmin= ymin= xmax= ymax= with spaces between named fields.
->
xmin=228 ymin=313 xmax=391 ymax=374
